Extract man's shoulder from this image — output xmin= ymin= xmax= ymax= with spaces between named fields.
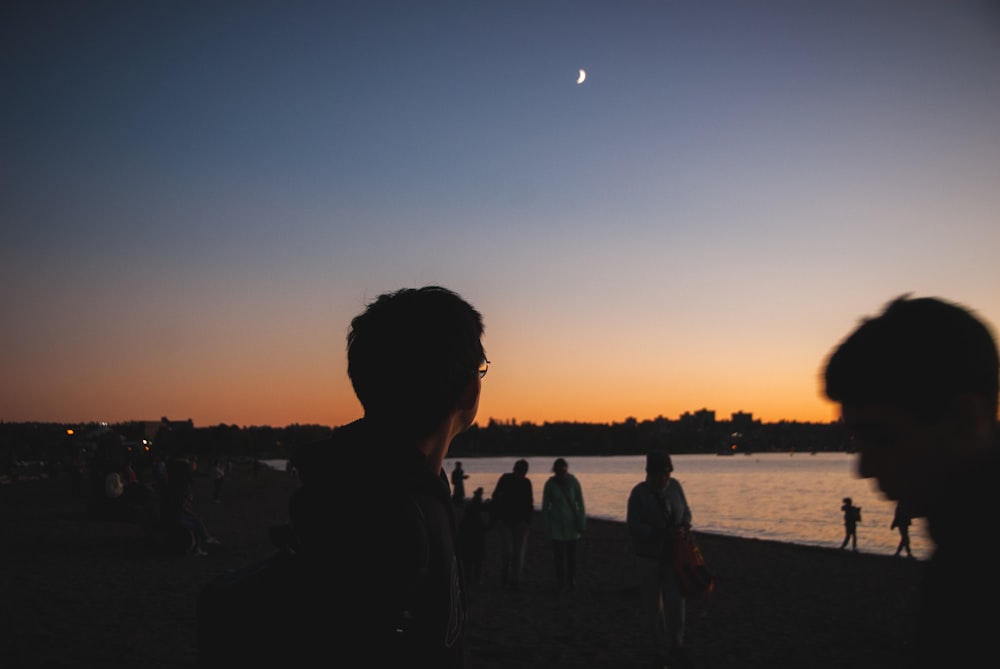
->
xmin=291 ymin=420 xmax=381 ymax=481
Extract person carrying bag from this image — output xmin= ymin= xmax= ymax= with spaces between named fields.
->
xmin=627 ymin=451 xmax=702 ymax=667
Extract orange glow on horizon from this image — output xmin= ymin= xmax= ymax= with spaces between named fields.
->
xmin=2 ymin=375 xmax=842 ymax=428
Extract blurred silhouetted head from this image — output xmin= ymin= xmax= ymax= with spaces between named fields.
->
xmin=347 ymin=285 xmax=486 ymax=440
xmin=824 ymin=295 xmax=999 ymax=518
xmin=824 ymin=294 xmax=999 ymax=421
xmin=552 ymin=457 xmax=568 ymax=473
xmin=513 ymin=459 xmax=529 ymax=475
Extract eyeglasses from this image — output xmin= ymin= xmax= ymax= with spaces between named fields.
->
xmin=478 ymin=359 xmax=490 ymax=379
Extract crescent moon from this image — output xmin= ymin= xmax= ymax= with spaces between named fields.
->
xmin=577 ymin=69 xmax=586 ymax=84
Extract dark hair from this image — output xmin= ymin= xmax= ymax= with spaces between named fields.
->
xmin=513 ymin=459 xmax=529 ymax=474
xmin=824 ymin=295 xmax=999 ymax=420
xmin=645 ymin=450 xmax=673 ymax=474
xmin=347 ymin=285 xmax=485 ymax=440
xmin=552 ymin=457 xmax=568 ymax=472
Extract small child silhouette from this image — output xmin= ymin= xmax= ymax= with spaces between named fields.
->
xmin=839 ymin=497 xmax=861 ymax=551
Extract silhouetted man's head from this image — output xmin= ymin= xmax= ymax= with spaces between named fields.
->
xmin=823 ymin=294 xmax=999 ymax=518
xmin=347 ymin=285 xmax=486 ymax=441
xmin=825 ymin=294 xmax=998 ymax=420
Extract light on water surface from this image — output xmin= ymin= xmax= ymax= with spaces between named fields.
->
xmin=447 ymin=453 xmax=932 ymax=560
xmin=266 ymin=452 xmax=931 ymax=560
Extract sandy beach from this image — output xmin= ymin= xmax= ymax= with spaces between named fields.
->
xmin=1 ymin=463 xmax=923 ymax=669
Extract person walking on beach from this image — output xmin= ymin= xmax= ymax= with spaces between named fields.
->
xmin=492 ymin=458 xmax=534 ymax=590
xmin=626 ymin=450 xmax=692 ymax=668
xmin=451 ymin=460 xmax=469 ymax=507
xmin=838 ymin=497 xmax=861 ymax=551
xmin=542 ymin=457 xmax=586 ymax=592
xmin=281 ymin=286 xmax=487 ymax=667
xmin=209 ymin=459 xmax=225 ymax=503
xmin=823 ymin=294 xmax=1000 ymax=668
xmin=891 ymin=503 xmax=913 ymax=558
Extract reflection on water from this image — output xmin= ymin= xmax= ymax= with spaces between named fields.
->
xmin=265 ymin=452 xmax=931 ymax=560
xmin=446 ymin=453 xmax=932 ymax=561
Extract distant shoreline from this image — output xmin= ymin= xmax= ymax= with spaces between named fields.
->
xmin=1 ymin=418 xmax=853 ymax=470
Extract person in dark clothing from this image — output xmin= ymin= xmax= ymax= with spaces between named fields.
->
xmin=891 ymin=504 xmax=913 ymax=558
xmin=209 ymin=459 xmax=225 ymax=503
xmin=824 ymin=294 xmax=1000 ymax=668
xmin=160 ymin=457 xmax=219 ymax=556
xmin=459 ymin=487 xmax=491 ymax=584
xmin=838 ymin=497 xmax=861 ymax=551
xmin=491 ymin=458 xmax=534 ymax=590
xmin=451 ymin=461 xmax=469 ymax=507
xmin=626 ymin=450 xmax=692 ymax=667
xmin=256 ymin=286 xmax=487 ymax=669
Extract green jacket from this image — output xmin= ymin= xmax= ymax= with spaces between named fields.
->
xmin=542 ymin=473 xmax=586 ymax=541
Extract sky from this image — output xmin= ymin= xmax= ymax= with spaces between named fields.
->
xmin=3 ymin=0 xmax=1000 ymax=429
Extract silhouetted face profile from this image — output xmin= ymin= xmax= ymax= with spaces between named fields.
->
xmin=840 ymin=403 xmax=940 ymax=518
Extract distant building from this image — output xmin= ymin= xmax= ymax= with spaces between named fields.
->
xmin=679 ymin=408 xmax=716 ymax=430
xmin=730 ymin=411 xmax=756 ymax=430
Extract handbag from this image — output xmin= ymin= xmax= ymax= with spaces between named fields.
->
xmin=670 ymin=526 xmax=714 ymax=599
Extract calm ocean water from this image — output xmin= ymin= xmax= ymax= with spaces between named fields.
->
xmin=265 ymin=452 xmax=931 ymax=560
